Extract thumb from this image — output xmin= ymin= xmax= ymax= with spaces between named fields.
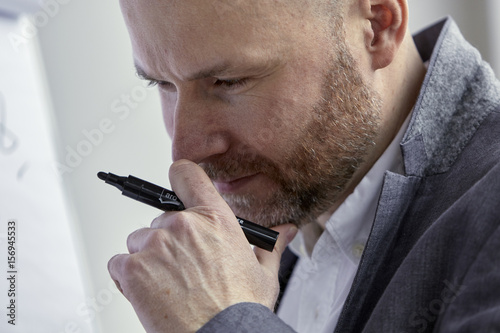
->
xmin=255 ymin=223 xmax=298 ymax=273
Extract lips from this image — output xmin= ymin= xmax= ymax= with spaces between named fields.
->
xmin=212 ymin=173 xmax=260 ymax=194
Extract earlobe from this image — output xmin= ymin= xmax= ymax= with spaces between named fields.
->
xmin=365 ymin=0 xmax=407 ymax=70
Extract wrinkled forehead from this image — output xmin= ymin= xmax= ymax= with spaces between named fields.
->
xmin=118 ymin=0 xmax=311 ymax=77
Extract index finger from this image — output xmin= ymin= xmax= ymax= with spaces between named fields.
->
xmin=168 ymin=159 xmax=228 ymax=210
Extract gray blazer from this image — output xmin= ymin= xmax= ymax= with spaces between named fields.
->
xmin=199 ymin=17 xmax=500 ymax=333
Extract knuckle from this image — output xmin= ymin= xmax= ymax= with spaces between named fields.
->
xmin=150 ymin=215 xmax=162 ymax=228
xmin=126 ymin=229 xmax=139 ymax=249
xmin=107 ymin=254 xmax=120 ymax=275
xmin=147 ymin=211 xmax=201 ymax=248
xmin=121 ymin=255 xmax=141 ymax=275
xmin=109 ymin=255 xmax=145 ymax=291
xmin=169 ymin=211 xmax=196 ymax=235
xmin=143 ymin=228 xmax=170 ymax=249
xmin=118 ymin=256 xmax=148 ymax=293
xmin=151 ymin=212 xmax=174 ymax=228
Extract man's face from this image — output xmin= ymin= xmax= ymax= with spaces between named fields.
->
xmin=121 ymin=0 xmax=380 ymax=227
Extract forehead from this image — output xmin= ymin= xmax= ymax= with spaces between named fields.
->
xmin=119 ymin=0 xmax=315 ymax=79
xmin=120 ymin=0 xmax=296 ymax=32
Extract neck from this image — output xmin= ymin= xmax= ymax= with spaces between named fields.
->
xmin=302 ymin=33 xmax=426 ymax=253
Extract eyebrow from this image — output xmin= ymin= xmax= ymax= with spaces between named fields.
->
xmin=135 ymin=63 xmax=157 ymax=81
xmin=134 ymin=59 xmax=280 ymax=83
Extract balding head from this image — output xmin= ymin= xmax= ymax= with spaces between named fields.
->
xmin=119 ymin=0 xmax=346 ymax=78
xmin=117 ymin=0 xmax=425 ymax=227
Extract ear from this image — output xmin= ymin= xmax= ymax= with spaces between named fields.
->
xmin=362 ymin=0 xmax=408 ymax=70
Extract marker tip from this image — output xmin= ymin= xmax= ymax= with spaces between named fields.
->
xmin=97 ymin=171 xmax=108 ymax=181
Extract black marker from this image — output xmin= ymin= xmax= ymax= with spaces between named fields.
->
xmin=97 ymin=172 xmax=279 ymax=252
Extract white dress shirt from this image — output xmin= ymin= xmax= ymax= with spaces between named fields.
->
xmin=277 ymin=114 xmax=411 ymax=333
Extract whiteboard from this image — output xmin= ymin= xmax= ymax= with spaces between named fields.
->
xmin=0 ymin=16 xmax=95 ymax=333
xmin=0 ymin=0 xmax=41 ymax=16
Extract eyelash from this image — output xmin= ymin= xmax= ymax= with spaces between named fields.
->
xmin=145 ymin=78 xmax=249 ymax=91
xmin=213 ymin=78 xmax=248 ymax=89
xmin=146 ymin=80 xmax=171 ymax=88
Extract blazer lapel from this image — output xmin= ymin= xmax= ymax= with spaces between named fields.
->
xmin=335 ymin=172 xmax=422 ymax=332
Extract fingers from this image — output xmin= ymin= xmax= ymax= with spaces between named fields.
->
xmin=109 ymin=160 xmax=301 ymax=323
xmin=255 ymin=223 xmax=298 ymax=274
xmin=126 ymin=227 xmax=167 ymax=254
xmin=169 ymin=160 xmax=227 ymax=210
xmin=108 ymin=253 xmax=127 ymax=294
xmin=167 ymin=160 xmax=244 ymax=241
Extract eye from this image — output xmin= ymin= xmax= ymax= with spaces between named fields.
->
xmin=146 ymin=80 xmax=159 ymax=88
xmin=147 ymin=79 xmax=175 ymax=91
xmin=213 ymin=78 xmax=248 ymax=89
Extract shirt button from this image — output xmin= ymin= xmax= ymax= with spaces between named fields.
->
xmin=352 ymin=243 xmax=365 ymax=258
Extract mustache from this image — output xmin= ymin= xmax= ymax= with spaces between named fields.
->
xmin=199 ymin=149 xmax=282 ymax=182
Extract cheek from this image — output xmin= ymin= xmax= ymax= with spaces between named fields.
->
xmin=235 ymin=94 xmax=310 ymax=157
xmin=252 ymin=69 xmax=321 ymax=143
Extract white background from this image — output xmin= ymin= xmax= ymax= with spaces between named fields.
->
xmin=1 ymin=0 xmax=499 ymax=332
xmin=0 ymin=13 xmax=95 ymax=333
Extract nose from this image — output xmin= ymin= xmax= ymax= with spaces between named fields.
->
xmin=164 ymin=88 xmax=231 ymax=163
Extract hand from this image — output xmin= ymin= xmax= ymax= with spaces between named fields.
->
xmin=108 ymin=160 xmax=298 ymax=333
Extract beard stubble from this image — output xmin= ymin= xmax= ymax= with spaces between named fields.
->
xmin=202 ymin=34 xmax=381 ymax=228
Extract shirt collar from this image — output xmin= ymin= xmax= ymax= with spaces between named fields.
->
xmin=290 ymin=112 xmax=412 ymax=262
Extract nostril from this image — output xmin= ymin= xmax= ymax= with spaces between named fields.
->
xmin=171 ymin=130 xmax=232 ymax=164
